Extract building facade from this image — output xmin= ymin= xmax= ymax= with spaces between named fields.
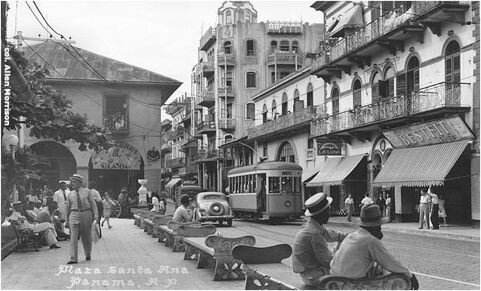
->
xmin=21 ymin=40 xmax=181 ymax=199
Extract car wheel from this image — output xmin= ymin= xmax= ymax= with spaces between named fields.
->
xmin=209 ymin=202 xmax=225 ymax=216
xmin=227 ymin=219 xmax=232 ymax=227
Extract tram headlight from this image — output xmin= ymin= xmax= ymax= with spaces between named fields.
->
xmin=284 ymin=200 xmax=292 ymax=207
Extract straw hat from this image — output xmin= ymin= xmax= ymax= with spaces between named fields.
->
xmin=304 ymin=192 xmax=332 ymax=217
xmin=69 ymin=174 xmax=84 ymax=184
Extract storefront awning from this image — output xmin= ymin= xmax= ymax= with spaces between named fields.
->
xmin=302 ymin=169 xmax=320 ymax=183
xmin=373 ymin=140 xmax=471 ymax=187
xmin=165 ymin=178 xmax=181 ymax=189
xmin=329 ymin=4 xmax=364 ymax=37
xmin=306 ymin=154 xmax=366 ymax=187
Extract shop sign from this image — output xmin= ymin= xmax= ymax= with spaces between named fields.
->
xmin=316 ymin=139 xmax=343 ymax=155
xmin=383 ymin=116 xmax=474 ymax=148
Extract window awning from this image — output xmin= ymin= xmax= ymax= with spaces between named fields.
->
xmin=165 ymin=178 xmax=181 ymax=189
xmin=373 ymin=140 xmax=471 ymax=188
xmin=306 ymin=154 xmax=366 ymax=187
xmin=302 ymin=169 xmax=320 ymax=183
xmin=329 ymin=4 xmax=364 ymax=38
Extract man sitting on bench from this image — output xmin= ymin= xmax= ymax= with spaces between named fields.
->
xmin=330 ymin=204 xmax=419 ymax=289
xmin=293 ymin=193 xmax=348 ymax=287
xmin=172 ymin=195 xmax=194 ymax=223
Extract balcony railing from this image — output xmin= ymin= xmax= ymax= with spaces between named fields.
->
xmin=219 ymin=118 xmax=236 ymax=130
xmin=267 ymin=21 xmax=303 ymax=34
xmin=218 ymin=53 xmax=235 ymax=66
xmin=200 ymin=26 xmax=216 ymax=51
xmin=197 ymin=116 xmax=216 ymax=134
xmin=247 ymin=106 xmax=314 ymax=139
xmin=267 ymin=51 xmax=304 ymax=66
xmin=104 ymin=112 xmax=128 ymax=134
xmin=217 ymin=86 xmax=234 ymax=97
xmin=311 ymin=82 xmax=471 ymax=137
xmin=166 ymin=157 xmax=185 ymax=168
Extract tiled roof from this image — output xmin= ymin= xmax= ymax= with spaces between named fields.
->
xmin=22 ymin=40 xmax=182 ymax=86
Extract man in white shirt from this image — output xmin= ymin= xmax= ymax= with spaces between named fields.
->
xmin=172 ymin=195 xmax=194 ymax=223
xmin=344 ymin=194 xmax=354 ymax=222
xmin=418 ymin=189 xmax=431 ymax=229
xmin=53 ymin=181 xmax=69 ymax=221
xmin=360 ymin=193 xmax=373 ymax=208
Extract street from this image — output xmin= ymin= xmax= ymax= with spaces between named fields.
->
xmin=2 ymin=217 xmax=479 ymax=290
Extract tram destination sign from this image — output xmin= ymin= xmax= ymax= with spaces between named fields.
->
xmin=382 ymin=116 xmax=474 ymax=148
xmin=316 ymin=139 xmax=343 ymax=156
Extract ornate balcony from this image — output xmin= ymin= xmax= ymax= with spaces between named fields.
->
xmin=218 ymin=53 xmax=235 ymax=67
xmin=310 ymin=82 xmax=471 ymax=137
xmin=166 ymin=157 xmax=185 ymax=169
xmin=196 ymin=149 xmax=219 ymax=163
xmin=197 ymin=89 xmax=215 ymax=107
xmin=104 ymin=112 xmax=128 ymax=135
xmin=200 ymin=27 xmax=216 ymax=51
xmin=197 ymin=116 xmax=216 ymax=135
xmin=267 ymin=21 xmax=303 ymax=34
xmin=201 ymin=58 xmax=215 ymax=77
xmin=219 ymin=118 xmax=236 ymax=131
xmin=267 ymin=51 xmax=304 ymax=67
xmin=247 ymin=106 xmax=315 ymax=140
xmin=217 ymin=86 xmax=235 ymax=98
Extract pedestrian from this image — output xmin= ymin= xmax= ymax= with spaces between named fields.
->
xmin=427 ymin=186 xmax=439 ymax=230
xmin=376 ymin=195 xmax=385 ymax=217
xmin=53 ymin=181 xmax=69 ymax=224
xmin=151 ymin=192 xmax=160 ymax=212
xmin=438 ymin=194 xmax=447 ymax=226
xmin=360 ymin=193 xmax=373 ymax=209
xmin=118 ymin=187 xmax=128 ymax=217
xmin=101 ymin=192 xmax=115 ymax=229
xmin=159 ymin=197 xmax=167 ymax=215
xmin=385 ymin=193 xmax=392 ymax=223
xmin=90 ymin=181 xmax=103 ymax=238
xmin=330 ymin=204 xmax=418 ymax=289
xmin=344 ymin=194 xmax=354 ymax=222
xmin=292 ymin=193 xmax=348 ymax=287
xmin=418 ymin=189 xmax=431 ymax=229
xmin=66 ymin=174 xmax=99 ymax=264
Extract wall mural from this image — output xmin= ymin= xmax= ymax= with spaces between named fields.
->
xmin=91 ymin=142 xmax=141 ymax=170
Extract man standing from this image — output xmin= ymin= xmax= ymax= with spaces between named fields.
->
xmin=118 ymin=187 xmax=128 ymax=217
xmin=53 ymin=181 xmax=69 ymax=222
xmin=427 ymin=186 xmax=439 ymax=230
xmin=418 ymin=189 xmax=431 ymax=229
xmin=385 ymin=193 xmax=392 ymax=223
xmin=360 ymin=193 xmax=373 ymax=208
xmin=344 ymin=194 xmax=354 ymax=222
xmin=66 ymin=174 xmax=98 ymax=264
xmin=292 ymin=193 xmax=348 ymax=286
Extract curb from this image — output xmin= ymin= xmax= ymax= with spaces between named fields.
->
xmin=1 ymin=239 xmax=17 ymax=261
xmin=327 ymin=220 xmax=480 ymax=242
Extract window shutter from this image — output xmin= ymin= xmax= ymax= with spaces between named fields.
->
xmin=372 ymin=83 xmax=380 ymax=102
xmin=414 ymin=69 xmax=420 ymax=91
xmin=388 ymin=79 xmax=395 ymax=97
xmin=453 ymin=55 xmax=461 ymax=83
xmin=396 ymin=74 xmax=406 ymax=96
xmin=379 ymin=80 xmax=387 ymax=97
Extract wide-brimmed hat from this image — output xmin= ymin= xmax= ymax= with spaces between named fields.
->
xmin=359 ymin=204 xmax=388 ymax=227
xmin=58 ymin=180 xmax=67 ymax=185
xmin=69 ymin=174 xmax=84 ymax=184
xmin=304 ymin=192 xmax=332 ymax=217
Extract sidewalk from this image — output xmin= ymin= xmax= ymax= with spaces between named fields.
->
xmin=327 ymin=216 xmax=480 ymax=242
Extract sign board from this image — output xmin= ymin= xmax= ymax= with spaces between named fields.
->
xmin=383 ymin=116 xmax=474 ymax=148
xmin=316 ymin=139 xmax=343 ymax=156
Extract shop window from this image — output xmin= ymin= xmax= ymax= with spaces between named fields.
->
xmin=246 ymin=103 xmax=255 ymax=120
xmin=246 ymin=72 xmax=256 ymax=88
xmin=306 ymin=83 xmax=314 ymax=107
xmin=246 ymin=39 xmax=255 ymax=56
xmin=353 ymin=79 xmax=362 ymax=108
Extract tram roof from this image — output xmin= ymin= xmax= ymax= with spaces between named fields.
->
xmin=227 ymin=161 xmax=302 ymax=175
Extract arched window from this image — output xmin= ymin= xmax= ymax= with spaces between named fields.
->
xmin=225 ymin=134 xmax=233 ymax=144
xmin=282 ymin=92 xmax=288 ymax=115
xmin=272 ymin=100 xmax=277 ymax=119
xmin=292 ymin=41 xmax=299 ymax=53
xmin=332 ymin=87 xmax=340 ymax=115
xmin=246 ymin=72 xmax=256 ymax=88
xmin=271 ymin=41 xmax=278 ymax=53
xmin=262 ymin=104 xmax=268 ymax=123
xmin=280 ymin=40 xmax=290 ymax=52
xmin=371 ymin=71 xmax=382 ymax=102
xmin=277 ymin=141 xmax=296 ymax=163
xmin=246 ymin=39 xmax=255 ymax=56
xmin=383 ymin=66 xmax=395 ymax=98
xmin=445 ymin=41 xmax=461 ymax=84
xmin=246 ymin=103 xmax=255 ymax=120
xmin=293 ymin=89 xmax=300 ymax=112
xmin=226 ymin=10 xmax=232 ymax=25
xmin=406 ymin=56 xmax=420 ymax=94
xmin=353 ymin=79 xmax=362 ymax=108
xmin=224 ymin=41 xmax=232 ymax=54
xmin=306 ymin=83 xmax=314 ymax=107
xmin=245 ymin=10 xmax=251 ymax=22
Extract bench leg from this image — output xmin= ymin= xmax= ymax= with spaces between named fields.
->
xmin=172 ymin=236 xmax=185 ymax=252
xmin=197 ymin=251 xmax=215 ymax=269
xmin=242 ymin=266 xmax=295 ymax=290
xmin=147 ymin=225 xmax=153 ymax=235
xmin=184 ymin=245 xmax=198 ymax=260
xmin=213 ymin=258 xmax=244 ymax=281
xmin=157 ymin=232 xmax=166 ymax=243
xmin=152 ymin=227 xmax=159 ymax=238
xmin=165 ymin=234 xmax=174 ymax=248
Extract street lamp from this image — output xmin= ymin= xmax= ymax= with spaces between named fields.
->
xmin=3 ymin=134 xmax=19 ymax=202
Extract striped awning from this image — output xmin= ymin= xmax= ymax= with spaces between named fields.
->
xmin=329 ymin=4 xmax=364 ymax=37
xmin=302 ymin=169 xmax=320 ymax=183
xmin=165 ymin=178 xmax=181 ymax=189
xmin=373 ymin=140 xmax=471 ymax=187
xmin=306 ymin=154 xmax=366 ymax=187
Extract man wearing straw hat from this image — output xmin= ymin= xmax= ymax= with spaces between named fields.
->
xmin=292 ymin=193 xmax=348 ymax=286
xmin=330 ymin=204 xmax=418 ymax=289
xmin=66 ymin=174 xmax=99 ymax=264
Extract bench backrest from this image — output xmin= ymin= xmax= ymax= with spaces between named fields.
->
xmin=318 ymin=273 xmax=412 ymax=290
xmin=152 ymin=215 xmax=173 ymax=225
xmin=176 ymin=225 xmax=217 ymax=237
xmin=205 ymin=235 xmax=256 ymax=258
xmin=167 ymin=220 xmax=201 ymax=231
xmin=148 ymin=212 xmax=165 ymax=220
xmin=232 ymin=244 xmax=292 ymax=264
xmin=139 ymin=211 xmax=151 ymax=218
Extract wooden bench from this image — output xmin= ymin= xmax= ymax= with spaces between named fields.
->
xmin=144 ymin=214 xmax=171 ymax=235
xmin=147 ymin=215 xmax=173 ymax=238
xmin=158 ymin=221 xmax=210 ymax=252
xmin=135 ymin=210 xmax=151 ymax=228
xmin=131 ymin=208 xmax=145 ymax=226
xmin=11 ymin=225 xmax=42 ymax=252
xmin=183 ymin=234 xmax=256 ymax=281
xmin=232 ymin=244 xmax=412 ymax=290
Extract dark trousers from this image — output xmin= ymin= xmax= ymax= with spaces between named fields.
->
xmin=96 ymin=202 xmax=103 ymax=237
xmin=431 ymin=204 xmax=439 ymax=229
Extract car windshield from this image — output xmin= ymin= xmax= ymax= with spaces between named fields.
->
xmin=203 ymin=194 xmax=224 ymax=200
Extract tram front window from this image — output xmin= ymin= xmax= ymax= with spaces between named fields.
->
xmin=281 ymin=177 xmax=293 ymax=193
xmin=269 ymin=177 xmax=280 ymax=193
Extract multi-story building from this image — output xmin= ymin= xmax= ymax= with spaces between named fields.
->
xmin=305 ymin=1 xmax=479 ymax=224
xmin=20 ymin=40 xmax=181 ymax=197
xmin=192 ymin=1 xmax=324 ymax=192
xmin=159 ymin=119 xmax=173 ymax=192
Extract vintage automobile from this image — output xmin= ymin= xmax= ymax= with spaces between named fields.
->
xmin=194 ymin=192 xmax=234 ymax=227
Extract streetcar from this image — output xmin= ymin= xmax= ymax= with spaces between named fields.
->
xmin=227 ymin=161 xmax=303 ymax=223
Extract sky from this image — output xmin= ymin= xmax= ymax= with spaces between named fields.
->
xmin=5 ymin=0 xmax=324 ymax=106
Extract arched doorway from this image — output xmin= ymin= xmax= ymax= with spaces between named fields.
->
xmin=89 ymin=142 xmax=144 ymax=200
xmin=30 ymin=141 xmax=77 ymax=189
